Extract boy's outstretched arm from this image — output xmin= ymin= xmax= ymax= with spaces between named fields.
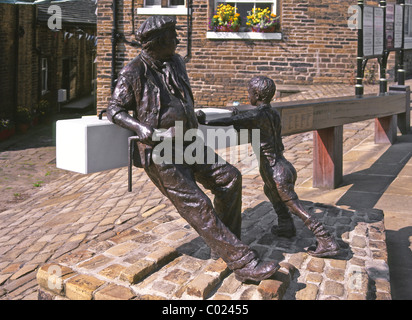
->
xmin=196 ymin=110 xmax=235 ymax=126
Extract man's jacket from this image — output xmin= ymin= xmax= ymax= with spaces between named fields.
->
xmin=107 ymin=53 xmax=194 ymax=168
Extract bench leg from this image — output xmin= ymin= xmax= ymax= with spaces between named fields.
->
xmin=313 ymin=126 xmax=343 ymax=189
xmin=375 ymin=116 xmax=397 ymax=144
xmin=389 ymin=85 xmax=410 ymax=135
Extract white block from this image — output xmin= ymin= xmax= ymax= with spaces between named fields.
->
xmin=56 ymin=108 xmax=238 ymax=174
xmin=56 ymin=116 xmax=133 ymax=174
xmin=195 ymin=108 xmax=238 ymax=149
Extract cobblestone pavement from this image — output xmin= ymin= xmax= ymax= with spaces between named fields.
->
xmin=0 ymin=81 xmax=411 ymax=300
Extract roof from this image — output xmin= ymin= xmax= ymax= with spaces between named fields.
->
xmin=37 ymin=0 xmax=97 ymax=25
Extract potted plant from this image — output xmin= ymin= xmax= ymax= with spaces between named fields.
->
xmin=36 ymin=99 xmax=51 ymax=124
xmin=246 ymin=7 xmax=279 ymax=33
xmin=0 ymin=119 xmax=15 ymax=141
xmin=210 ymin=4 xmax=241 ymax=32
xmin=15 ymin=106 xmax=32 ymax=133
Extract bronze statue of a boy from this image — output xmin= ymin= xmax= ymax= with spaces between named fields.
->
xmin=107 ymin=16 xmax=279 ymax=283
xmin=200 ymin=76 xmax=340 ymax=258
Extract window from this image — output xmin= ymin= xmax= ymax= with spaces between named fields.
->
xmin=41 ymin=58 xmax=48 ymax=95
xmin=207 ymin=0 xmax=281 ymax=40
xmin=138 ymin=0 xmax=187 ymax=15
xmin=214 ymin=0 xmax=277 ymax=29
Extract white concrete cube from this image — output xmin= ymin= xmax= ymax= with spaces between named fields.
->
xmin=56 ymin=109 xmax=238 ymax=174
xmin=56 ymin=116 xmax=133 ymax=174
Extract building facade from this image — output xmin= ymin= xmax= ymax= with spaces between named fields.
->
xmin=0 ymin=1 xmax=97 ymax=121
xmin=96 ymin=0 xmax=405 ymax=112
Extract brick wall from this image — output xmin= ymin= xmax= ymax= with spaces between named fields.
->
xmin=0 ymin=3 xmax=96 ymax=120
xmin=0 ymin=4 xmax=18 ymax=117
xmin=96 ymin=0 xmax=399 ymax=112
xmin=0 ymin=4 xmax=37 ymax=117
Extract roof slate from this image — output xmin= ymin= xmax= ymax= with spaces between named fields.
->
xmin=37 ymin=0 xmax=97 ymax=25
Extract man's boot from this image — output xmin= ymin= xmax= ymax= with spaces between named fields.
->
xmin=233 ymin=258 xmax=279 ymax=283
xmin=304 ymin=218 xmax=340 ymax=258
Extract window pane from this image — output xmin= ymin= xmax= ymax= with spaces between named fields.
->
xmin=170 ymin=0 xmax=184 ymax=5
xmin=146 ymin=0 xmax=161 ymax=6
xmin=255 ymin=2 xmax=272 ymax=11
xmin=237 ymin=3 xmax=254 ymax=27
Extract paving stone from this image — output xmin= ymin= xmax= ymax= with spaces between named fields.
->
xmin=36 ymin=264 xmax=75 ymax=296
xmin=287 ymin=252 xmax=308 ymax=269
xmin=306 ymin=273 xmax=323 ymax=284
xmin=351 ymin=236 xmax=367 ymax=248
xmin=0 ymin=274 xmax=12 ymax=285
xmin=78 ymin=255 xmax=113 ymax=270
xmin=142 ymin=204 xmax=167 ymax=218
xmin=104 ymin=242 xmax=140 ymax=256
xmin=145 ymin=246 xmax=179 ymax=267
xmin=204 ymin=258 xmax=230 ymax=279
xmin=1 ymin=263 xmax=21 ymax=274
xmin=239 ymin=287 xmax=260 ymax=300
xmin=10 ymin=264 xmax=38 ymax=281
xmin=94 ymin=283 xmax=135 ymax=300
xmin=306 ymin=257 xmax=325 ymax=273
xmin=98 ymin=264 xmax=127 ymax=280
xmin=151 ymin=280 xmax=177 ymax=295
xmin=186 ymin=273 xmax=220 ymax=299
xmin=296 ymin=283 xmax=319 ymax=300
xmin=57 ymin=249 xmax=94 ymax=265
xmin=323 ymin=281 xmax=345 ymax=297
xmin=329 ymin=259 xmax=347 ymax=269
xmin=258 ymin=279 xmax=286 ymax=300
xmin=119 ymin=260 xmax=156 ymax=284
xmin=325 ymin=268 xmax=345 ymax=282
xmin=136 ymin=294 xmax=167 ymax=300
xmin=347 ymin=292 xmax=367 ymax=300
xmin=65 ymin=274 xmax=106 ymax=300
xmin=108 ymin=229 xmax=142 ymax=244
xmin=163 ymin=268 xmax=192 ymax=285
xmin=217 ymin=273 xmax=242 ymax=295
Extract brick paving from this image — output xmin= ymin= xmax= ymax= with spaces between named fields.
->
xmin=0 ymin=81 xmax=410 ymax=300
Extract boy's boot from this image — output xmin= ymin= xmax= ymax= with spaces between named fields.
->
xmin=304 ymin=218 xmax=340 ymax=258
xmin=271 ymin=211 xmax=296 ymax=238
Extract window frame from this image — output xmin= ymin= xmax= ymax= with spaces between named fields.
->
xmin=137 ymin=0 xmax=188 ymax=15
xmin=207 ymin=0 xmax=281 ymax=40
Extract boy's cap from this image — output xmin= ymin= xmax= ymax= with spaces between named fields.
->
xmin=136 ymin=15 xmax=181 ymax=44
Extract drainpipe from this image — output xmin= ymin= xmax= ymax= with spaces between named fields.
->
xmin=184 ymin=0 xmax=193 ymax=63
xmin=111 ymin=0 xmax=118 ymax=93
xmin=14 ymin=5 xmax=20 ymax=112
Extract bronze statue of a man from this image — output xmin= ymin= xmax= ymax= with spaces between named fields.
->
xmin=107 ymin=15 xmax=279 ymax=283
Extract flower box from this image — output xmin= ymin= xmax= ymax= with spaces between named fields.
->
xmin=214 ymin=25 xmax=240 ymax=32
xmin=251 ymin=26 xmax=276 ymax=33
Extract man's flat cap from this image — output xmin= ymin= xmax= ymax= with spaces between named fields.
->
xmin=136 ymin=15 xmax=179 ymax=44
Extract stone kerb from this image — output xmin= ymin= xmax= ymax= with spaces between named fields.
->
xmin=36 ymin=199 xmax=391 ymax=300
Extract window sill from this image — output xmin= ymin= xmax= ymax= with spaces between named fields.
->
xmin=137 ymin=7 xmax=189 ymax=15
xmin=206 ymin=31 xmax=282 ymax=40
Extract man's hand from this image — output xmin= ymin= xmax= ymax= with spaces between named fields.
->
xmin=196 ymin=110 xmax=207 ymax=125
xmin=231 ymin=107 xmax=240 ymax=116
xmin=134 ymin=122 xmax=154 ymax=146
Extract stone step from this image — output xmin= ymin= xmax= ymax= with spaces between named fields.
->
xmin=36 ymin=201 xmax=391 ymax=300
